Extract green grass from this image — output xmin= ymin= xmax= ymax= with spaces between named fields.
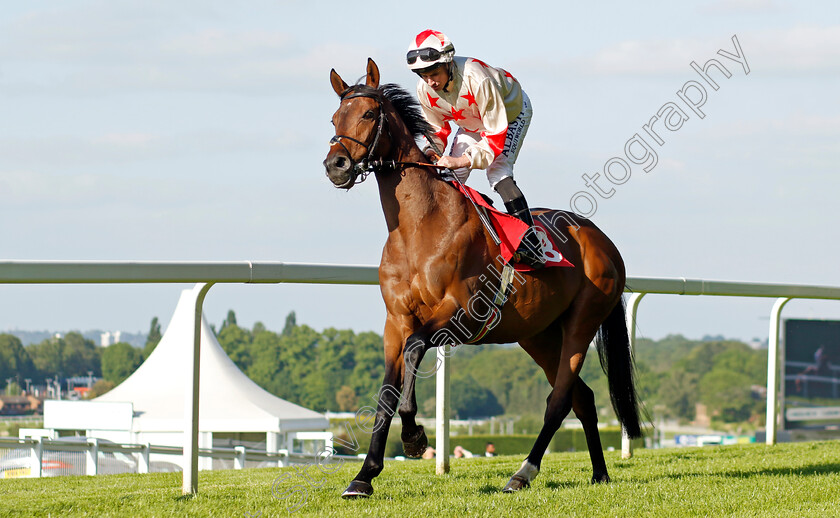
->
xmin=1 ymin=441 xmax=839 ymax=517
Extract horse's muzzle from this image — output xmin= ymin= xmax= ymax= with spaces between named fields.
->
xmin=323 ymin=152 xmax=355 ymax=189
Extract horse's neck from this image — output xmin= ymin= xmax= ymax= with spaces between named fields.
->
xmin=376 ymin=145 xmax=466 ymax=239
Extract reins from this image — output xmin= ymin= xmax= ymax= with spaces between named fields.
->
xmin=330 ymin=85 xmax=499 ymax=242
xmin=329 ymin=87 xmax=447 ymax=187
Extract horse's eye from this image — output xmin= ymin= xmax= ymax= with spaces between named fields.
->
xmin=363 ymin=110 xmax=376 ymax=120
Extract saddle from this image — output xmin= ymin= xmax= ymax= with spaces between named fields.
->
xmin=447 ymin=181 xmax=574 ymax=271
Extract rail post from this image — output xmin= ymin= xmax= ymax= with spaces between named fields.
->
xmin=31 ymin=438 xmax=43 ymax=478
xmin=183 ymin=282 xmax=214 ymax=495
xmin=622 ymin=292 xmax=646 ymax=459
xmin=234 ymin=446 xmax=247 ymax=470
xmin=436 ymin=344 xmax=451 ymax=475
xmin=766 ymin=297 xmax=791 ymax=445
xmin=86 ymin=438 xmax=99 ymax=476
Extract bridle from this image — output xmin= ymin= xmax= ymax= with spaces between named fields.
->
xmin=328 ymin=85 xmax=501 ymax=247
xmin=328 ymin=88 xmax=389 ymax=188
xmin=329 ymin=86 xmax=444 ymax=189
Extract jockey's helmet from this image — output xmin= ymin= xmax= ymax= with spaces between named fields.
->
xmin=407 ymin=30 xmax=455 ymax=72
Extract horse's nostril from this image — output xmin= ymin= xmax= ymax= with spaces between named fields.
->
xmin=334 ymin=156 xmax=346 ymax=168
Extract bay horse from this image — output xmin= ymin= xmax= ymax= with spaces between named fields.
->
xmin=324 ymin=58 xmax=643 ymax=498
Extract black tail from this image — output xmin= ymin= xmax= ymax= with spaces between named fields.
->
xmin=595 ymin=297 xmax=645 ymax=439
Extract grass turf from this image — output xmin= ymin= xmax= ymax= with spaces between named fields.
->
xmin=1 ymin=441 xmax=838 ymax=517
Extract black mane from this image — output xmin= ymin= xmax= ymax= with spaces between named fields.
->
xmin=343 ymin=83 xmax=435 ymax=144
xmin=379 ymin=83 xmax=434 ymax=142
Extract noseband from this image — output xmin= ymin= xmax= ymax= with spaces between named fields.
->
xmin=328 ymin=88 xmax=389 ymax=188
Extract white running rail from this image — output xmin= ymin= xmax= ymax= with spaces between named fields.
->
xmin=2 ymin=261 xmax=839 ymax=493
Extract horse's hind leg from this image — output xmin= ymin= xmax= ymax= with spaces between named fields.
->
xmin=397 ymin=299 xmax=465 ymax=458
xmin=505 ymin=302 xmax=604 ymax=492
xmin=572 ymin=378 xmax=610 ymax=483
xmin=398 ymin=335 xmax=431 ymax=457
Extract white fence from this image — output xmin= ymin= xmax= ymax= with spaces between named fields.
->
xmin=0 ymin=435 xmax=352 ymax=480
xmin=2 ymin=261 xmax=840 ymax=493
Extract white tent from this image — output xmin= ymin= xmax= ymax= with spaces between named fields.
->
xmin=45 ymin=289 xmax=329 ymax=464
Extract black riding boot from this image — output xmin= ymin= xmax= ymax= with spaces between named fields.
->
xmin=495 ymin=178 xmax=544 ymax=268
xmin=503 ymin=196 xmax=546 ymax=269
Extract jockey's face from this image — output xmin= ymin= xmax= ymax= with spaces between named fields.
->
xmin=419 ymin=65 xmax=449 ymax=92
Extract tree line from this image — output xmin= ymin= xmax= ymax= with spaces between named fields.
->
xmin=0 ymin=317 xmax=163 ymax=397
xmin=0 ymin=310 xmax=767 ymax=427
xmin=210 ymin=311 xmax=769 ymax=427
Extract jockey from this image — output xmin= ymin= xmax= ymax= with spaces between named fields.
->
xmin=407 ymin=29 xmax=544 ymax=269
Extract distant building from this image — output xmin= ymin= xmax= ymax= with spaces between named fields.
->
xmin=692 ymin=403 xmax=711 ymax=428
xmin=99 ymin=331 xmax=123 ymax=347
xmin=0 ymin=395 xmax=41 ymax=415
xmin=748 ymin=337 xmax=768 ymax=350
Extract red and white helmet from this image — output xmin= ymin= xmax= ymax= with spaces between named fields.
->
xmin=406 ymin=30 xmax=455 ymax=72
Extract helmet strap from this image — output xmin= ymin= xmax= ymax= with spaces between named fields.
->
xmin=443 ymin=62 xmax=454 ymax=93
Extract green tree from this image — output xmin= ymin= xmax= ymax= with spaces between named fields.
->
xmin=144 ymin=317 xmax=162 ymax=358
xmin=657 ymin=371 xmax=699 ymax=420
xmin=282 ymin=311 xmax=297 ymax=337
xmin=252 ymin=321 xmax=267 ymax=335
xmin=102 ymin=342 xmax=144 ymax=385
xmin=713 ymin=345 xmax=766 ymax=382
xmin=27 ymin=332 xmax=100 ymax=380
xmin=0 ymin=334 xmax=36 ymax=382
xmin=87 ymin=379 xmax=115 ymax=399
xmin=451 ymin=373 xmax=504 ymax=418
xmin=217 ymin=324 xmax=253 ymax=372
xmin=275 ymin=324 xmax=319 ymax=403
xmin=336 ymin=385 xmax=358 ymax=411
xmin=300 ymin=328 xmax=357 ymax=411
xmin=246 ymin=329 xmax=284 ymax=395
xmin=220 ymin=309 xmax=238 ymax=331
xmin=698 ymin=368 xmax=755 ymax=422
xmin=4 ymin=380 xmax=22 ymax=396
xmin=458 ymin=346 xmax=549 ymax=416
xmin=26 ymin=338 xmax=63 ymax=380
xmin=347 ymin=332 xmax=385 ymax=400
xmin=61 ymin=332 xmax=101 ymax=377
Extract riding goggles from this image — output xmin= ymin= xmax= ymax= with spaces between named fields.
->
xmin=406 ymin=48 xmax=444 ymax=65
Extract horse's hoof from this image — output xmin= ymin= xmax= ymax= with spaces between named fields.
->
xmin=401 ymin=425 xmax=428 ymax=458
xmin=502 ymin=475 xmax=530 ymax=493
xmin=591 ymin=473 xmax=611 ymax=484
xmin=341 ymin=480 xmax=373 ymax=499
xmin=503 ymin=459 xmax=539 ymax=493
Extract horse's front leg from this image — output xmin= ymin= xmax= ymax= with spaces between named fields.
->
xmin=342 ymin=321 xmax=405 ymax=498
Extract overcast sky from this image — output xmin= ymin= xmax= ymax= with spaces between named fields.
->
xmin=1 ymin=0 xmax=839 ymax=343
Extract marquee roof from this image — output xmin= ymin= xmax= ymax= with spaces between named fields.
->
xmin=95 ymin=289 xmax=328 ymax=433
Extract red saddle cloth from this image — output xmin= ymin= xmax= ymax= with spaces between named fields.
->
xmin=450 ymin=182 xmax=574 ymax=271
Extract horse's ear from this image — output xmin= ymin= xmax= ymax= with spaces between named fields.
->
xmin=330 ymin=68 xmax=349 ymax=97
xmin=365 ymin=58 xmax=380 ymax=89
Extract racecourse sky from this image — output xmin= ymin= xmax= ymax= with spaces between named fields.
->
xmin=1 ymin=0 xmax=839 ymax=343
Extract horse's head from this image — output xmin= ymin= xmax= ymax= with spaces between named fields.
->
xmin=324 ymin=58 xmax=390 ymax=190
